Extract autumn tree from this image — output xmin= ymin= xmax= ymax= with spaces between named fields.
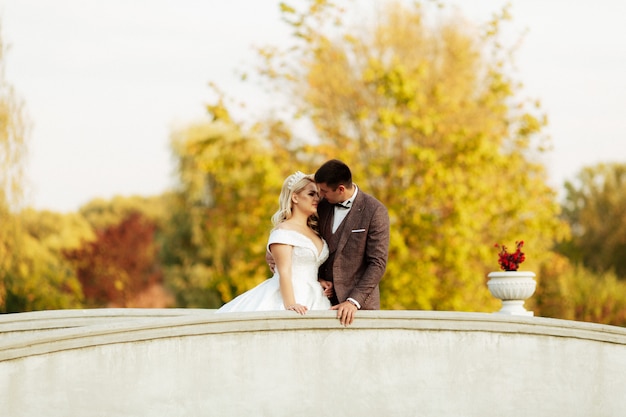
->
xmin=0 ymin=22 xmax=30 ymax=311
xmin=243 ymin=0 xmax=568 ymax=310
xmin=63 ymin=212 xmax=163 ymax=307
xmin=535 ymin=257 xmax=626 ymax=327
xmin=79 ymin=194 xmax=170 ymax=231
xmin=0 ymin=23 xmax=27 ymax=211
xmin=1 ymin=209 xmax=87 ymax=312
xmin=165 ymin=108 xmax=288 ymax=308
xmin=558 ymin=163 xmax=626 ymax=278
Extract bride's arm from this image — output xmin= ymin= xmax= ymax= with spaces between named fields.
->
xmin=270 ymin=243 xmax=307 ymax=315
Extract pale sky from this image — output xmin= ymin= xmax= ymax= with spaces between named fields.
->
xmin=2 ymin=0 xmax=626 ymax=212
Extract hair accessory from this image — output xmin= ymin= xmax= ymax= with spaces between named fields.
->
xmin=287 ymin=171 xmax=306 ymax=191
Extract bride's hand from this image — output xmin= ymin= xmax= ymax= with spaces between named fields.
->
xmin=287 ymin=304 xmax=308 ymax=315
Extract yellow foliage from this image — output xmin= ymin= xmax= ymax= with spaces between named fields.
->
xmin=79 ymin=195 xmax=169 ymax=231
xmin=167 ymin=114 xmax=287 ymax=307
xmin=250 ymin=0 xmax=568 ymax=311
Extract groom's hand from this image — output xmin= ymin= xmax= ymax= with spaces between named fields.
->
xmin=319 ymin=280 xmax=334 ymax=298
xmin=266 ymin=250 xmax=276 ymax=273
xmin=331 ymin=301 xmax=357 ymax=326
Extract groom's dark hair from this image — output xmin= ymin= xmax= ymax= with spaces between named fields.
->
xmin=315 ymin=159 xmax=353 ymax=190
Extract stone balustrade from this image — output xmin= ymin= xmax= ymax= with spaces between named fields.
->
xmin=1 ymin=309 xmax=626 ymax=416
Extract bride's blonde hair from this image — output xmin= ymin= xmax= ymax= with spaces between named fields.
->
xmin=271 ymin=171 xmax=319 ymax=232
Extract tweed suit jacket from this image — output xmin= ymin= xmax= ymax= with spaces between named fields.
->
xmin=317 ymin=189 xmax=389 ymax=310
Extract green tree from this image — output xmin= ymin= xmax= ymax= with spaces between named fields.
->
xmin=244 ymin=0 xmax=567 ymax=310
xmin=559 ymin=163 xmax=626 ymax=278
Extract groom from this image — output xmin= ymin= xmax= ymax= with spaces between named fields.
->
xmin=314 ymin=159 xmax=390 ymax=326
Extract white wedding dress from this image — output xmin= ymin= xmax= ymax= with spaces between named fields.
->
xmin=216 ymin=229 xmax=331 ymax=312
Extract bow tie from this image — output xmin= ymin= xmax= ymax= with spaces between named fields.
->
xmin=334 ymin=201 xmax=351 ymax=209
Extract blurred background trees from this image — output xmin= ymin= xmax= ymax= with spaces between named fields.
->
xmin=2 ymin=2 xmax=626 ymax=326
xmin=558 ymin=163 xmax=626 ymax=278
xmin=162 ymin=115 xmax=284 ymax=308
xmin=1 ymin=22 xmax=31 ymax=312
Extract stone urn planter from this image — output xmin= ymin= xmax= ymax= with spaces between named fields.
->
xmin=487 ymin=271 xmax=536 ymax=316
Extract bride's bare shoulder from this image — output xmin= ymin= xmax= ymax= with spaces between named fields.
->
xmin=274 ymin=221 xmax=297 ymax=232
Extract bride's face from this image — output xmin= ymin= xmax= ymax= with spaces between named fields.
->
xmin=294 ymin=182 xmax=320 ymax=214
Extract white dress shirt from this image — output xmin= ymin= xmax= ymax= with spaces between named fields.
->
xmin=332 ymin=185 xmax=358 ymax=233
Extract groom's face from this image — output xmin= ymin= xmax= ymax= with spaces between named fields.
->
xmin=317 ymin=182 xmax=344 ymax=204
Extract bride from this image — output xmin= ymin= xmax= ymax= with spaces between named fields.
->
xmin=216 ymin=171 xmax=331 ymax=314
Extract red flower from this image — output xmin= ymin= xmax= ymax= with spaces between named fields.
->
xmin=494 ymin=240 xmax=525 ymax=271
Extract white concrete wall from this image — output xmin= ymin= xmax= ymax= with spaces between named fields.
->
xmin=1 ymin=309 xmax=626 ymax=416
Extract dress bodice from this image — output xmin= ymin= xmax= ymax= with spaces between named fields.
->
xmin=268 ymin=229 xmax=329 ymax=283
